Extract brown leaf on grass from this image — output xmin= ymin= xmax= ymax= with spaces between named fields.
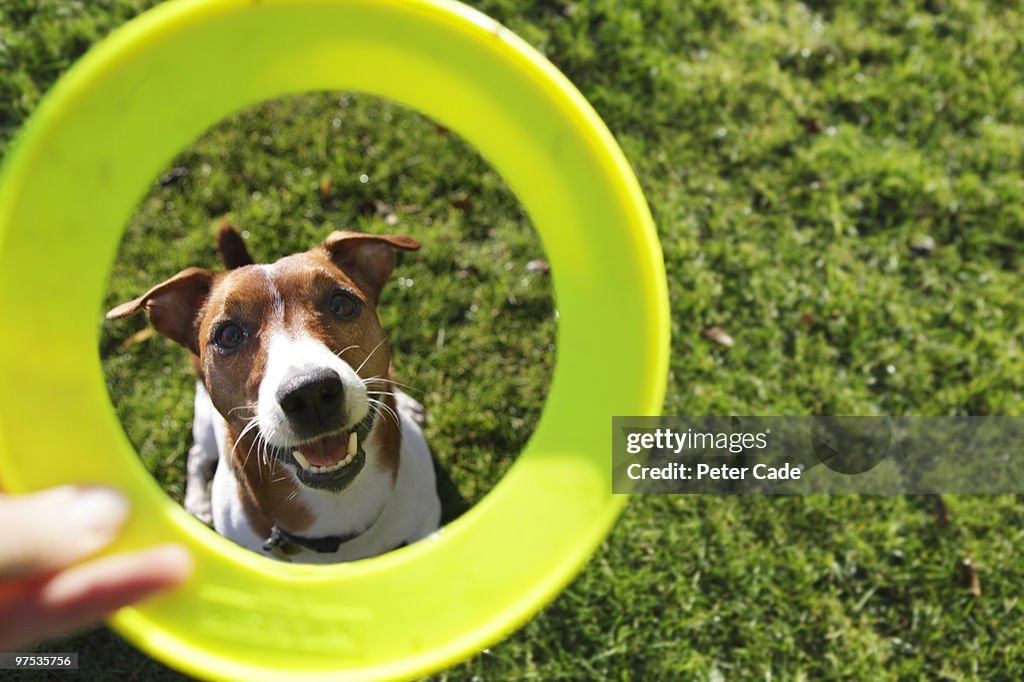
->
xmin=702 ymin=326 xmax=734 ymax=348
xmin=526 ymin=259 xmax=550 ymax=274
xmin=119 ymin=327 xmax=154 ymax=350
xmin=801 ymin=117 xmax=825 ymax=135
xmin=962 ymin=555 xmax=982 ymax=598
xmin=799 ymin=312 xmax=818 ymax=328
xmin=319 ymin=177 xmax=339 ymax=209
xmin=450 ymin=191 xmax=470 ymax=210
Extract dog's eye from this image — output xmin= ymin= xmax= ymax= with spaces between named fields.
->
xmin=213 ymin=322 xmax=246 ymax=352
xmin=327 ymin=290 xmax=360 ymax=320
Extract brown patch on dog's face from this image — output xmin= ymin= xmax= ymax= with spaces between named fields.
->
xmin=196 ymin=267 xmax=279 ymax=434
xmin=197 ymin=250 xmax=392 ymax=429
xmin=274 ymin=249 xmax=393 ymax=387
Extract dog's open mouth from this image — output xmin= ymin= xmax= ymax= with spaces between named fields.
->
xmin=287 ymin=428 xmax=367 ymax=491
xmin=292 ymin=430 xmax=358 ymax=473
xmin=269 ymin=403 xmax=379 ymax=492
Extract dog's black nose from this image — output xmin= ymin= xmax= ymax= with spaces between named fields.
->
xmin=277 ymin=369 xmax=346 ymax=431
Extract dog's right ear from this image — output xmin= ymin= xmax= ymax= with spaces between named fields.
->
xmin=106 ymin=267 xmax=217 ymax=355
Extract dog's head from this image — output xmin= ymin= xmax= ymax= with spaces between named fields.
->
xmin=108 ymin=230 xmax=419 ymax=493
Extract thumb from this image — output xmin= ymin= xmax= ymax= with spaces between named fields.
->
xmin=0 ymin=486 xmax=130 ymax=579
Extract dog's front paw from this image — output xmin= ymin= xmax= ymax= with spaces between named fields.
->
xmin=184 ymin=441 xmax=216 ymax=526
xmin=184 ymin=487 xmax=214 ymax=526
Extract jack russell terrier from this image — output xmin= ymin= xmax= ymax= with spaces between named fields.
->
xmin=107 ymin=227 xmax=441 ymax=562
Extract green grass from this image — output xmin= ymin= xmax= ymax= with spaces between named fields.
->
xmin=3 ymin=0 xmax=1024 ymax=679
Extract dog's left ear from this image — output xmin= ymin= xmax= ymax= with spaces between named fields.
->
xmin=321 ymin=231 xmax=420 ymax=303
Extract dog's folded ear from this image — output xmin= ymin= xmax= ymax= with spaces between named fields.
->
xmin=106 ymin=267 xmax=217 ymax=354
xmin=321 ymin=231 xmax=420 ymax=303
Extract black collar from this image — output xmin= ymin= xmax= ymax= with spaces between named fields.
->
xmin=262 ymin=410 xmax=384 ymax=560
xmin=262 ymin=524 xmax=361 ymax=561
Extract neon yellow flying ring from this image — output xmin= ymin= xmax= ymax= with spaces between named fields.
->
xmin=0 ymin=0 xmax=669 ymax=679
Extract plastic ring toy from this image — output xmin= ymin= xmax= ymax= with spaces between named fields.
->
xmin=0 ymin=0 xmax=668 ymax=679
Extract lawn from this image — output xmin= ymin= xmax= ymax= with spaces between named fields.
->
xmin=2 ymin=0 xmax=1023 ymax=679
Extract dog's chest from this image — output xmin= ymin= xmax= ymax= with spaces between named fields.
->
xmin=209 ymin=408 xmax=441 ymax=563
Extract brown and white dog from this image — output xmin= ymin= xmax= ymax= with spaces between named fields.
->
xmin=107 ymin=228 xmax=441 ymax=562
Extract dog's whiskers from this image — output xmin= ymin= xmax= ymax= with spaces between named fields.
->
xmin=258 ymin=426 xmax=282 ymax=484
xmin=367 ymin=390 xmax=400 ymax=411
xmin=361 ymin=375 xmax=423 ymax=395
xmin=355 ymin=337 xmax=389 ymax=375
xmin=233 ymin=415 xmax=262 ymax=470
xmin=367 ymin=396 xmax=400 ymax=426
xmin=253 ymin=433 xmax=266 ymax=484
xmin=333 ymin=344 xmax=359 ymax=360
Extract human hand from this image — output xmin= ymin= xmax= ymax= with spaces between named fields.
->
xmin=0 ymin=486 xmax=192 ymax=651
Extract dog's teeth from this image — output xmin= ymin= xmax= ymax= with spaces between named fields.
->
xmin=294 ymin=435 xmax=361 ymax=477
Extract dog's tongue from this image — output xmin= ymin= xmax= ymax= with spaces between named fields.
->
xmin=298 ymin=431 xmax=349 ymax=468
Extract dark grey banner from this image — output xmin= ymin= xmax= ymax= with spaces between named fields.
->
xmin=613 ymin=417 xmax=1024 ymax=494
xmin=0 ymin=653 xmax=78 ymax=670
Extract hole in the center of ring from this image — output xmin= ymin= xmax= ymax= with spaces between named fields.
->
xmin=99 ymin=92 xmax=556 ymax=563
